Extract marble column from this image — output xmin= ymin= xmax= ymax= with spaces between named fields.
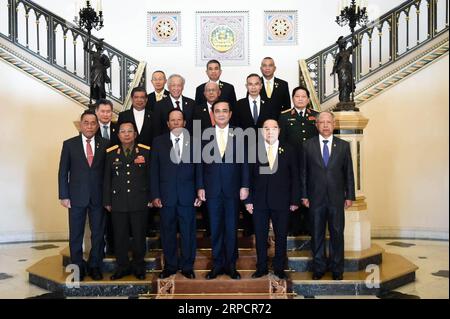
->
xmin=334 ymin=111 xmax=371 ymax=251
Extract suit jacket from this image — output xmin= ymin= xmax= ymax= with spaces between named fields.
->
xmin=146 ymin=89 xmax=170 ymax=112
xmin=193 ymin=102 xmax=214 ymax=133
xmin=150 ymin=134 xmax=202 ymax=207
xmin=260 ymin=77 xmax=291 ymax=113
xmin=58 ymin=135 xmax=109 ymax=207
xmin=117 ymin=107 xmax=153 ymax=146
xmin=231 ymin=98 xmax=279 ymax=130
xmin=95 ymin=121 xmax=119 ymax=147
xmin=195 ymin=81 xmax=237 ymax=108
xmin=246 ymin=142 xmax=300 ymax=210
xmin=103 ymin=144 xmax=151 ymax=212
xmin=301 ymin=136 xmax=356 ymax=208
xmin=198 ymin=127 xmax=250 ymax=199
xmin=152 ymin=96 xmax=195 ymax=138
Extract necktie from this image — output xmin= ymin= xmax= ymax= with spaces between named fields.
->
xmin=266 ymin=81 xmax=272 ymax=98
xmin=175 ymin=100 xmax=180 ymax=110
xmin=299 ymin=111 xmax=304 ymax=118
xmin=323 ymin=140 xmax=330 ymax=167
xmin=156 ymin=92 xmax=163 ymax=102
xmin=86 ymin=139 xmax=94 ymax=167
xmin=253 ymin=100 xmax=259 ymax=125
xmin=174 ymin=137 xmax=181 ymax=163
xmin=268 ymin=144 xmax=275 ymax=170
xmin=102 ymin=125 xmax=110 ymax=140
xmin=125 ymin=148 xmax=131 ymax=158
xmin=218 ymin=129 xmax=226 ymax=157
xmin=209 ymin=108 xmax=215 ymax=126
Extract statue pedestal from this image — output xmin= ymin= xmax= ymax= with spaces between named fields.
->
xmin=334 ymin=111 xmax=370 ymax=251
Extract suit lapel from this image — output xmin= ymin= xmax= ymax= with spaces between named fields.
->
xmin=326 ymin=138 xmax=340 ymax=168
xmin=313 ymin=137 xmax=326 ymax=169
xmin=77 ymin=136 xmax=89 ymax=168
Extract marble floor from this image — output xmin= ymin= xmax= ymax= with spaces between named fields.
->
xmin=0 ymin=239 xmax=448 ymax=299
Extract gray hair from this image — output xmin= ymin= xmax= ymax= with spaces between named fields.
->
xmin=204 ymin=81 xmax=220 ymax=92
xmin=167 ymin=74 xmax=185 ymax=86
xmin=316 ymin=111 xmax=335 ymax=122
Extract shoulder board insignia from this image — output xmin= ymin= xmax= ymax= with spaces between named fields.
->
xmin=281 ymin=109 xmax=292 ymax=114
xmin=138 ymin=144 xmax=151 ymax=150
xmin=107 ymin=145 xmax=119 ymax=153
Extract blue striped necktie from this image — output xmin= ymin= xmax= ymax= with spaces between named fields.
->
xmin=323 ymin=140 xmax=330 ymax=167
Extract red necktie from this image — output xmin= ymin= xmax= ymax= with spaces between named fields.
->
xmin=209 ymin=108 xmax=215 ymax=126
xmin=86 ymin=139 xmax=94 ymax=167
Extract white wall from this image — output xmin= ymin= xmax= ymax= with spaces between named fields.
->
xmin=0 ymin=60 xmax=81 ymax=242
xmin=362 ymin=55 xmax=449 ymax=240
xmin=33 ymin=0 xmax=404 ymax=98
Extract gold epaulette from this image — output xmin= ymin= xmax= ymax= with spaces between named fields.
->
xmin=106 ymin=145 xmax=119 ymax=153
xmin=138 ymin=143 xmax=151 ymax=150
xmin=281 ymin=108 xmax=292 ymax=114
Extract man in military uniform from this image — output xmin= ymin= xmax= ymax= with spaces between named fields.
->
xmin=103 ymin=121 xmax=152 ymax=280
xmin=279 ymin=86 xmax=319 ymax=236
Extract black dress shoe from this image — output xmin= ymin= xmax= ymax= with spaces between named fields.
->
xmin=110 ymin=268 xmax=131 ymax=280
xmin=312 ymin=272 xmax=325 ymax=280
xmin=205 ymin=268 xmax=224 ymax=280
xmin=274 ymin=270 xmax=287 ymax=280
xmin=251 ymin=269 xmax=269 ymax=278
xmin=134 ymin=269 xmax=146 ymax=280
xmin=228 ymin=269 xmax=241 ymax=280
xmin=88 ymin=267 xmax=103 ymax=281
xmin=181 ymin=270 xmax=196 ymax=279
xmin=159 ymin=269 xmax=176 ymax=279
xmin=332 ymin=272 xmax=344 ymax=281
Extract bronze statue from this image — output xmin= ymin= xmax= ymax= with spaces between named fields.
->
xmin=331 ymin=36 xmax=359 ymax=111
xmin=85 ymin=39 xmax=111 ymax=104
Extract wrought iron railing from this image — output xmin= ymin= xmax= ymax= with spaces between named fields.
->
xmin=0 ymin=0 xmax=145 ymax=105
xmin=301 ymin=0 xmax=449 ymax=106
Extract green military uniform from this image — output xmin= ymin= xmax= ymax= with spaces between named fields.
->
xmin=279 ymin=107 xmax=319 ymax=150
xmin=279 ymin=107 xmax=319 ymax=236
xmin=103 ymin=143 xmax=151 ymax=278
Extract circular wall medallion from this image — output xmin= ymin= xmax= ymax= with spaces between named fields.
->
xmin=209 ymin=25 xmax=236 ymax=53
xmin=269 ymin=16 xmax=293 ymax=39
xmin=153 ymin=17 xmax=177 ymax=41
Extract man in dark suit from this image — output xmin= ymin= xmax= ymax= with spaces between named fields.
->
xmin=152 ymin=74 xmax=195 ymax=138
xmin=95 ymin=99 xmax=119 ymax=147
xmin=260 ymin=57 xmax=291 ymax=113
xmin=197 ymin=101 xmax=250 ymax=280
xmin=103 ymin=121 xmax=152 ymax=280
xmin=279 ymin=86 xmax=319 ymax=236
xmin=245 ymin=119 xmax=300 ymax=280
xmin=58 ymin=110 xmax=109 ymax=281
xmin=146 ymin=70 xmax=169 ymax=112
xmin=232 ymin=73 xmax=279 ymax=237
xmin=94 ymin=99 xmax=119 ymax=255
xmin=195 ymin=60 xmax=237 ymax=108
xmin=118 ymin=87 xmax=153 ymax=146
xmin=192 ymin=81 xmax=221 ymax=237
xmin=232 ymin=73 xmax=279 ymax=130
xmin=193 ymin=81 xmax=220 ymax=133
xmin=151 ymin=109 xmax=203 ymax=279
xmin=301 ymin=111 xmax=355 ymax=281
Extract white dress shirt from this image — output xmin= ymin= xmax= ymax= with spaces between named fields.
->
xmin=215 ymin=124 xmax=230 ymax=148
xmin=264 ymin=140 xmax=279 ymax=160
xmin=248 ymin=95 xmax=261 ymax=121
xmin=170 ymin=132 xmax=184 ymax=159
xmin=170 ymin=96 xmax=183 ymax=111
xmin=133 ymin=108 xmax=145 ymax=134
xmin=99 ymin=121 xmax=111 ymax=139
xmin=296 ymin=107 xmax=307 ymax=117
xmin=81 ymin=134 xmax=95 ymax=157
xmin=264 ymin=77 xmax=275 ymax=91
xmin=319 ymin=135 xmax=334 ymax=157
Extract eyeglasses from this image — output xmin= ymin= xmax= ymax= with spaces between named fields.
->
xmin=119 ymin=129 xmax=135 ymax=134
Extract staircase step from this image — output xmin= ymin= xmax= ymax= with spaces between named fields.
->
xmin=155 ymin=272 xmax=287 ymax=295
xmin=290 ymin=253 xmax=417 ymax=296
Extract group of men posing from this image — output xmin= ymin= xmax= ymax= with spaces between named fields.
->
xmin=58 ymin=57 xmax=355 ymax=284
